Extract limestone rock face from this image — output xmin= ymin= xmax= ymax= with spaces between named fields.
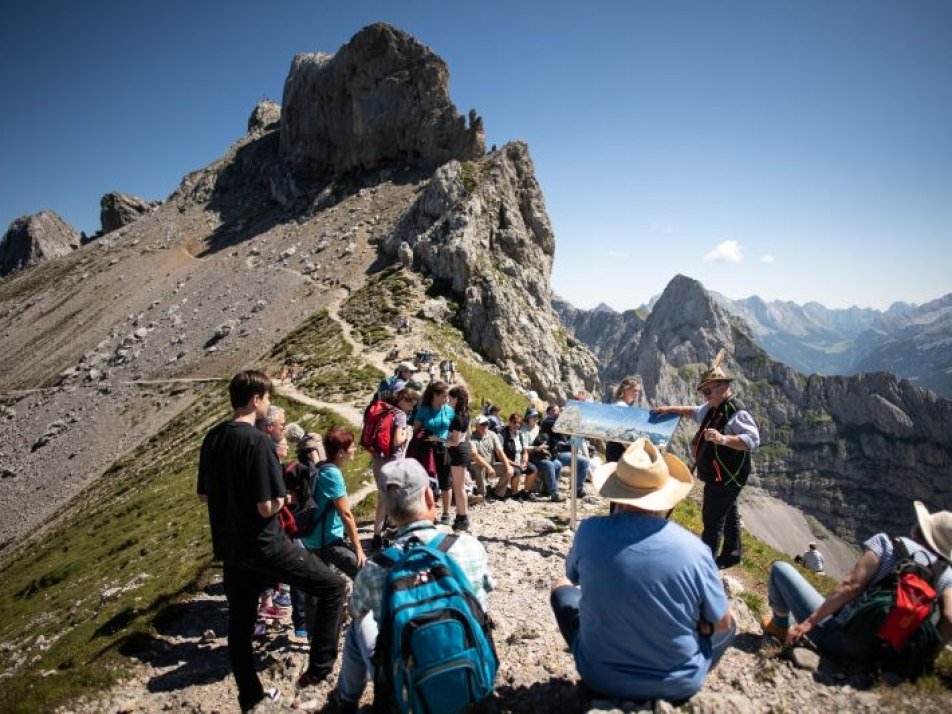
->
xmin=577 ymin=274 xmax=952 ymax=544
xmin=247 ymin=99 xmax=281 ymax=133
xmin=280 ymin=23 xmax=484 ymax=178
xmin=386 ymin=142 xmax=598 ymax=401
xmin=0 ymin=210 xmax=80 ymax=276
xmin=100 ymin=192 xmax=158 ymax=235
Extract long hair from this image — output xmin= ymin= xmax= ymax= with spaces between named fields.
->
xmin=613 ymin=375 xmax=643 ymax=403
xmin=420 ymin=380 xmax=449 ymax=409
xmin=449 ymin=385 xmax=469 ymax=421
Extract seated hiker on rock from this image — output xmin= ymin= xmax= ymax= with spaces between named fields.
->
xmin=299 ymin=426 xmax=367 ymax=579
xmin=550 ymin=439 xmax=735 ymax=704
xmin=492 ymin=412 xmax=538 ymax=501
xmin=328 ymin=458 xmax=496 ymax=713
xmin=544 ymin=404 xmax=592 ymax=498
xmin=761 ymin=501 xmax=952 ymax=678
xmin=469 ymin=414 xmax=510 ymax=501
xmin=522 ymin=407 xmax=563 ymax=502
xmin=801 ymin=541 xmax=825 ymax=574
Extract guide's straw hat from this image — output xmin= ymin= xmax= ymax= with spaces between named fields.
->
xmin=914 ymin=501 xmax=952 ymax=561
xmin=698 ymin=348 xmax=733 ymax=390
xmin=592 ymin=438 xmax=693 ymax=511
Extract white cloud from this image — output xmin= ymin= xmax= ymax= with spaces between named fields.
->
xmin=703 ymin=240 xmax=744 ymax=263
xmin=760 ymin=254 xmax=775 ymax=263
xmin=608 ymin=250 xmax=629 ymax=258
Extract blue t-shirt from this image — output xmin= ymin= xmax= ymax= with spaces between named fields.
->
xmin=300 ymin=463 xmax=346 ymax=550
xmin=566 ymin=512 xmax=729 ymax=701
xmin=414 ymin=403 xmax=455 ymax=439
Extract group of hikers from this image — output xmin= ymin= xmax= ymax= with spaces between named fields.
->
xmin=198 ymin=350 xmax=952 ymax=712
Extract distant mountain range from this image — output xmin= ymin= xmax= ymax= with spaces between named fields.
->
xmin=557 ymin=290 xmax=952 ymax=399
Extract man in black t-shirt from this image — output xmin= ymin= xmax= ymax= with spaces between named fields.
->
xmin=198 ymin=370 xmax=347 ymax=711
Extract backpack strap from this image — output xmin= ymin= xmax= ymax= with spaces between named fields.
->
xmin=437 ymin=533 xmax=459 ymax=553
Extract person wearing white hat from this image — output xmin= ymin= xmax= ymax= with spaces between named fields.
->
xmin=762 ymin=501 xmax=952 ymax=676
xmin=549 ymin=439 xmax=735 ymax=703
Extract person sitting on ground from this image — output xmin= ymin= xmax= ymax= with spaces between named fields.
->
xmin=523 ymin=408 xmax=563 ymax=502
xmin=299 ymin=427 xmax=367 ymax=579
xmin=469 ymin=415 xmax=510 ymax=502
xmin=550 ymin=438 xmax=735 ymax=704
xmin=329 ymin=458 xmax=496 ymax=713
xmin=486 ymin=404 xmax=504 ymax=433
xmin=761 ymin=501 xmax=952 ymax=674
xmin=545 ymin=405 xmax=591 ymax=498
xmin=801 ymin=542 xmax=825 ymax=574
xmin=370 ymin=386 xmax=419 ymax=551
xmin=492 ymin=413 xmax=538 ymax=501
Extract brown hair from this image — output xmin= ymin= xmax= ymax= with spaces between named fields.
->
xmin=421 ymin=380 xmax=449 ymax=409
xmin=324 ymin=426 xmax=355 ymax=462
xmin=228 ymin=370 xmax=272 ymax=409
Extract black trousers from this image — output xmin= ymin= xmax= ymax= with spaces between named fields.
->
xmin=701 ymin=482 xmax=743 ymax=558
xmin=223 ymin=544 xmax=347 ymax=711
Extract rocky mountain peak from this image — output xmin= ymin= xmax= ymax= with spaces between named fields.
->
xmin=246 ymin=99 xmax=281 ymax=134
xmin=0 ymin=210 xmax=80 ymax=277
xmin=279 ymin=22 xmax=484 ymax=178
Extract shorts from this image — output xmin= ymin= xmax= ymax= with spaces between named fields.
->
xmin=448 ymin=443 xmax=472 ymax=468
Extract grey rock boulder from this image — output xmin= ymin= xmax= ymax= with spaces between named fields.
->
xmin=0 ymin=210 xmax=80 ymax=276
xmin=100 ymin=192 xmax=158 ymax=235
xmin=280 ymin=23 xmax=484 ymax=178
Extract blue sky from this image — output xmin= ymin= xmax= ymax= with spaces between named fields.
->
xmin=2 ymin=1 xmax=950 ymax=310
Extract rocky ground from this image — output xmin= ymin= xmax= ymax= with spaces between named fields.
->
xmin=56 ymin=484 xmax=939 ymax=714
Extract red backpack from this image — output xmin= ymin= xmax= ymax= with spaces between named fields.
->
xmin=361 ymin=398 xmax=401 ymax=458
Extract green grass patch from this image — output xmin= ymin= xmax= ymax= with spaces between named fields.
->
xmin=340 ymin=266 xmax=417 ymax=349
xmin=0 ymin=388 xmax=225 ymax=713
xmin=269 ymin=309 xmax=383 ymax=400
xmin=456 ymin=360 xmax=525 ymax=419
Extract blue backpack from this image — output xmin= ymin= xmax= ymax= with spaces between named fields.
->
xmin=372 ymin=532 xmax=498 ymax=714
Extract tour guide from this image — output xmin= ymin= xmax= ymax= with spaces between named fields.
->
xmin=653 ymin=349 xmax=760 ymax=568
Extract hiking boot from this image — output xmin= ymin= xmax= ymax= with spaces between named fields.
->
xmin=296 ymin=668 xmax=331 ymax=689
xmin=550 ymin=492 xmax=565 ymax=503
xmin=292 ymin=628 xmax=309 ymax=641
xmin=440 ymin=512 xmax=451 ymax=525
xmin=325 ymin=690 xmax=359 ymax=714
xmin=523 ymin=491 xmax=539 ymax=502
xmin=469 ymin=493 xmax=485 ymax=506
xmin=761 ymin=615 xmax=789 ymax=641
xmin=716 ymin=553 xmax=742 ymax=569
xmin=452 ymin=515 xmax=470 ymax=531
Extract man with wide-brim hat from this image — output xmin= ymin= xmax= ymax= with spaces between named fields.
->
xmin=653 ymin=348 xmax=760 ymax=569
xmin=549 ymin=439 xmax=735 ymax=703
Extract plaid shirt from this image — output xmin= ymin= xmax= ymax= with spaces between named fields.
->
xmin=349 ymin=520 xmax=495 ymax=622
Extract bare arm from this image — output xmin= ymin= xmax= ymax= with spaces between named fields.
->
xmin=653 ymin=405 xmax=694 ymax=418
xmin=714 ymin=608 xmax=735 ymax=633
xmin=787 ymin=549 xmax=880 ymax=645
xmin=335 ymin=496 xmax=367 ymax=567
xmin=939 ymin=589 xmax=952 ymax=645
xmin=256 ymin=496 xmax=285 ymax=518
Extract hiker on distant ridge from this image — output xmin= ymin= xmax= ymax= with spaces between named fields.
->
xmin=197 ymin=371 xmax=347 ymax=709
xmin=550 ymin=439 xmax=735 ymax=703
xmin=762 ymin=501 xmax=952 ymax=679
xmin=801 ymin=542 xmax=825 ymax=574
xmin=653 ymin=349 xmax=760 ymax=569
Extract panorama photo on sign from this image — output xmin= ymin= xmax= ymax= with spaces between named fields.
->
xmin=553 ymin=400 xmax=680 ymax=449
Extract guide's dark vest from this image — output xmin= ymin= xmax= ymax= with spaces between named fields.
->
xmin=692 ymin=396 xmax=751 ymax=488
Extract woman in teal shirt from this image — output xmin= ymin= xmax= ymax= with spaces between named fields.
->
xmin=412 ymin=380 xmax=455 ymax=501
xmin=300 ymin=426 xmax=366 ymax=578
